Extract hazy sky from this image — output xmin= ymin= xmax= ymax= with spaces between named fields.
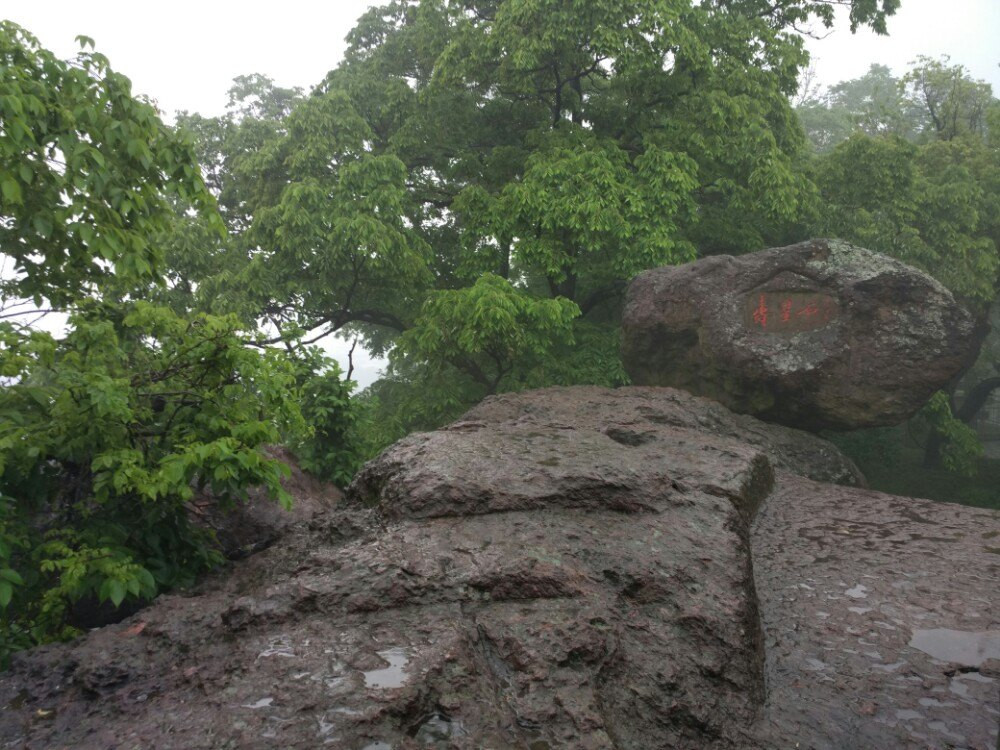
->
xmin=4 ymin=0 xmax=998 ymax=385
xmin=8 ymin=0 xmax=998 ymax=118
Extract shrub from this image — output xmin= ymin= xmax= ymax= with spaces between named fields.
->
xmin=0 ymin=301 xmax=303 ymax=664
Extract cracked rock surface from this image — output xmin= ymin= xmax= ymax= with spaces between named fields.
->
xmin=1 ymin=387 xmax=997 ymax=749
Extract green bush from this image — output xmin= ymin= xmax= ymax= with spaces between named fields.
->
xmin=286 ymin=347 xmax=365 ymax=487
xmin=920 ymin=391 xmax=983 ymax=477
xmin=0 ymin=302 xmax=303 ymax=664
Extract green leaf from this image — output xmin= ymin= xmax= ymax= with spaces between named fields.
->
xmin=0 ymin=568 xmax=24 ymax=585
xmin=0 ymin=581 xmax=12 ymax=608
xmin=108 ymin=579 xmax=127 ymax=608
xmin=33 ymin=214 xmax=54 ymax=238
xmin=1 ymin=177 xmax=23 ymax=204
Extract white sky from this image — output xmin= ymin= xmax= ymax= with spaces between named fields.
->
xmin=4 ymin=0 xmax=998 ymax=386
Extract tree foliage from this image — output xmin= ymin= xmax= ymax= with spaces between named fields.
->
xmin=797 ymin=64 xmax=922 ymax=150
xmin=169 ymin=0 xmax=899 ymax=444
xmin=0 ymin=28 xmax=311 ymax=663
xmin=799 ymin=57 xmax=1000 ymax=474
xmin=0 ymin=22 xmax=222 ymax=305
xmin=812 ymin=133 xmax=999 ymax=300
xmin=0 ymin=304 xmax=301 ymax=658
xmin=285 ymin=346 xmax=365 ymax=487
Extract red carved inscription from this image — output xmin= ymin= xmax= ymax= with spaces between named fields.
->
xmin=744 ymin=291 xmax=838 ymax=334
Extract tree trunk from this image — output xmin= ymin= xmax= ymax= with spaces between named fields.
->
xmin=954 ymin=376 xmax=1000 ymax=423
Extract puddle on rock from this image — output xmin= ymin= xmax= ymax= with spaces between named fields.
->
xmin=948 ymin=670 xmax=995 ymax=698
xmin=845 ymin=584 xmax=868 ymax=599
xmin=871 ymin=661 xmax=906 ymax=673
xmin=257 ymin=634 xmax=296 ymax=660
xmin=909 ymin=628 xmax=1000 ymax=667
xmin=803 ymin=658 xmax=828 ymax=671
xmin=363 ymin=647 xmax=411 ymax=689
xmin=242 ymin=697 xmax=274 ymax=709
xmin=413 ymin=712 xmax=468 ymax=743
xmin=918 ymin=697 xmax=951 ymax=708
xmin=362 ymin=743 xmax=393 ymax=750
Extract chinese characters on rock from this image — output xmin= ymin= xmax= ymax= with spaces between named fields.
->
xmin=746 ymin=292 xmax=838 ymax=334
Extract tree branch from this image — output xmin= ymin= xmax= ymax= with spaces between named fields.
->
xmin=578 ymin=280 xmax=627 ymax=316
xmin=956 ymin=376 xmax=1000 ymax=423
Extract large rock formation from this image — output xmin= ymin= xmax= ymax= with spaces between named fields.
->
xmin=2 ymin=388 xmax=997 ymax=750
xmin=621 ymin=239 xmax=984 ymax=430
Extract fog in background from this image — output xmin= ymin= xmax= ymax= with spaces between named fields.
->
xmin=5 ymin=0 xmax=998 ymax=387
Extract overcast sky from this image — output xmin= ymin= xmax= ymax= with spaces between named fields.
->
xmin=4 ymin=0 xmax=998 ymax=386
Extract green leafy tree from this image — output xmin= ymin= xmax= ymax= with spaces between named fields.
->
xmin=812 ymin=133 xmax=999 ymax=301
xmin=797 ymin=64 xmax=922 ymax=151
xmin=903 ymin=56 xmax=995 ymax=142
xmin=286 ymin=346 xmax=364 ymax=487
xmin=0 ymin=27 xmax=316 ymax=663
xmin=804 ymin=57 xmax=1000 ymax=473
xmin=0 ymin=303 xmax=302 ymax=659
xmin=0 ymin=22 xmax=222 ymax=305
xmin=173 ymin=0 xmax=899 ymax=441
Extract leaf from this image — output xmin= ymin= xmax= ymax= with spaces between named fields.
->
xmin=0 ymin=581 xmax=12 ymax=608
xmin=0 ymin=568 xmax=24 ymax=585
xmin=108 ymin=579 xmax=127 ymax=608
xmin=33 ymin=214 xmax=54 ymax=238
xmin=1 ymin=177 xmax=23 ymax=204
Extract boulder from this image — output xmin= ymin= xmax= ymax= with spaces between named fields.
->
xmin=3 ymin=387 xmax=996 ymax=749
xmin=622 ymin=238 xmax=984 ymax=430
xmin=189 ymin=446 xmax=343 ymax=560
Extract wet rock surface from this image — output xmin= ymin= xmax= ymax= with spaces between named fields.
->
xmin=0 ymin=388 xmax=997 ymax=749
xmin=458 ymin=386 xmax=865 ymax=487
xmin=750 ymin=474 xmax=1000 ymax=749
xmin=622 ymin=238 xmax=984 ymax=430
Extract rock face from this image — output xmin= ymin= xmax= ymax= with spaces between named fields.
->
xmin=459 ymin=386 xmax=865 ymax=487
xmin=190 ymin=446 xmax=343 ymax=560
xmin=751 ymin=474 xmax=1000 ymax=750
xmin=622 ymin=238 xmax=984 ymax=430
xmin=2 ymin=387 xmax=997 ymax=750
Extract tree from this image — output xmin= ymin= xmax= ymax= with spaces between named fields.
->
xmin=0 ymin=22 xmax=222 ymax=306
xmin=285 ymin=346 xmax=365 ymax=487
xmin=812 ymin=133 xmax=999 ymax=301
xmin=796 ymin=64 xmax=922 ymax=151
xmin=804 ymin=57 xmax=1000 ymax=472
xmin=174 ymin=0 xmax=899 ymax=444
xmin=903 ymin=56 xmax=995 ymax=142
xmin=0 ymin=26 xmax=309 ymax=662
xmin=0 ymin=304 xmax=302 ymax=656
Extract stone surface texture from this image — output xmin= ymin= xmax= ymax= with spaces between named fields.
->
xmin=0 ymin=387 xmax=997 ymax=750
xmin=190 ymin=446 xmax=343 ymax=560
xmin=751 ymin=474 xmax=999 ymax=750
xmin=622 ymin=238 xmax=984 ymax=430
